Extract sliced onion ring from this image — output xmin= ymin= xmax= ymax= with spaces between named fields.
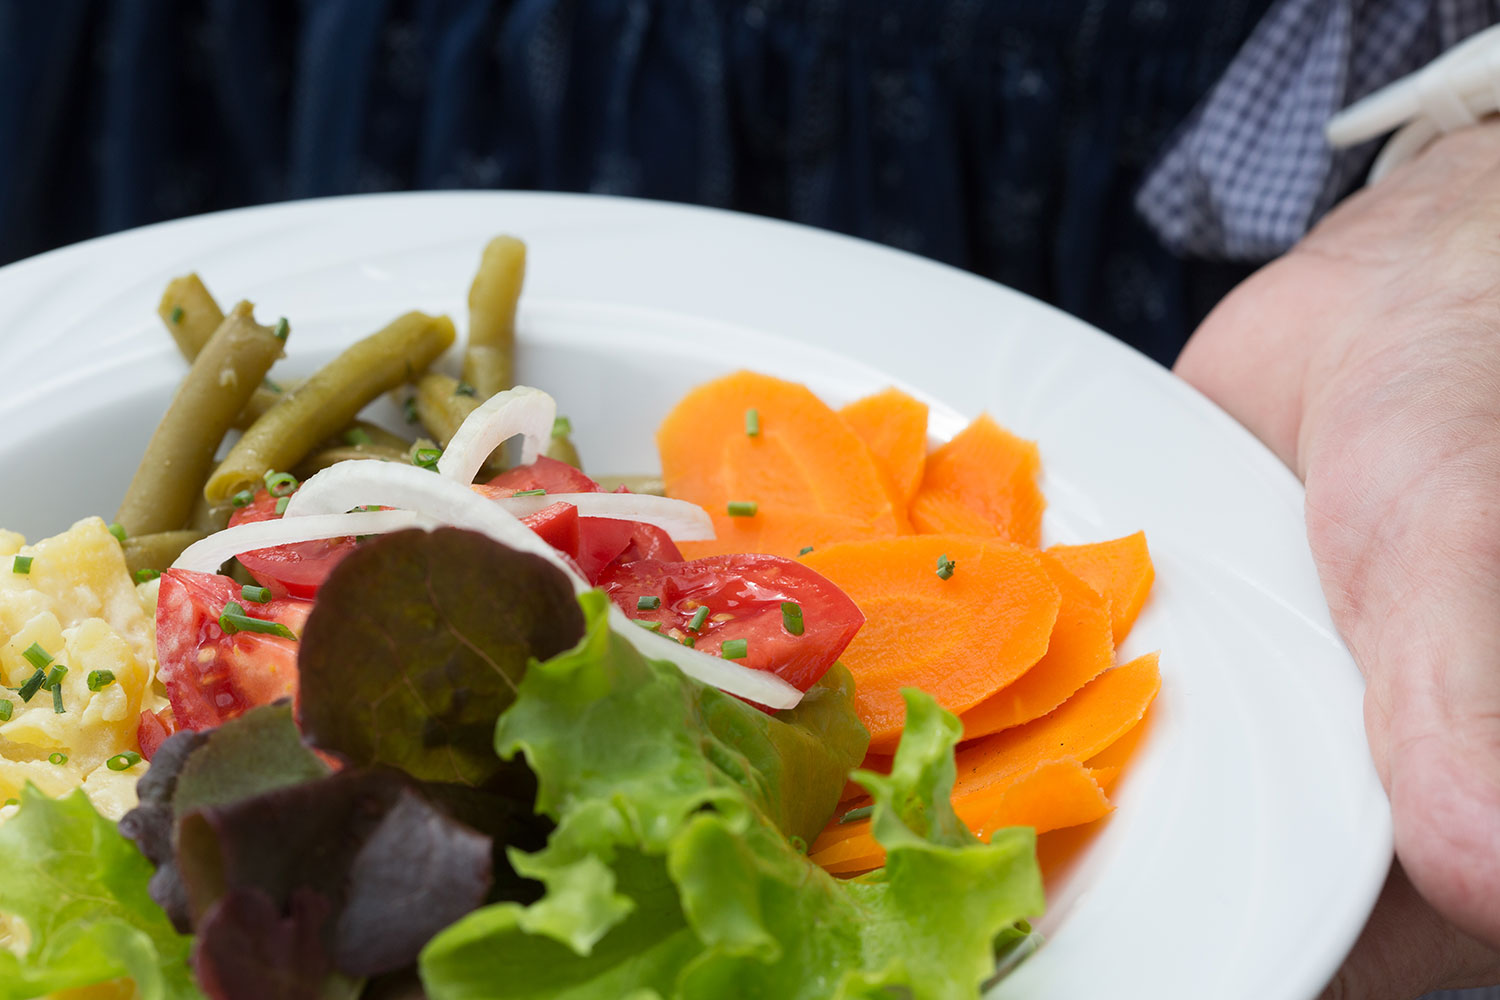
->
xmin=437 ymin=385 xmax=555 ymax=484
xmin=172 ymin=510 xmax=432 ymax=574
xmin=282 ymin=461 xmax=801 ymax=709
xmin=485 ymin=492 xmax=714 ymax=541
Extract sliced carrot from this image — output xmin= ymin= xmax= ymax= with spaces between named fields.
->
xmin=838 ymin=387 xmax=930 ymax=510
xmin=1089 ymin=765 xmax=1122 ymax=792
xmin=960 ymin=553 xmax=1115 ymax=740
xmin=658 ymin=371 xmax=901 ymax=558
xmin=952 ymin=651 xmax=1160 ymax=800
xmin=908 ymin=415 xmax=1044 ymax=547
xmin=971 ymin=760 xmax=1113 ymax=839
xmin=1047 ymin=531 xmax=1154 ymax=644
xmin=1084 ymin=700 xmax=1155 ymax=773
xmin=801 ymin=535 xmax=1060 ymax=748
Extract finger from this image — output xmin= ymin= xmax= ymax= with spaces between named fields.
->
xmin=1319 ymin=862 xmax=1500 ymax=1000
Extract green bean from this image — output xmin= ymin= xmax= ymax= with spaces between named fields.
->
xmin=158 ymin=274 xmax=225 ymax=360
xmin=340 ymin=419 xmax=413 ymax=453
xmin=116 ymin=301 xmax=286 ymax=536
xmin=463 ymin=236 xmax=525 ymax=398
xmin=295 ymin=443 xmax=410 ymax=479
xmin=189 ymin=494 xmax=232 ymax=534
xmin=159 ymin=274 xmax=284 ymax=427
xmin=205 ymin=312 xmax=456 ymax=504
xmin=122 ymin=530 xmax=204 ymax=576
xmin=413 ymin=372 xmax=481 ymax=447
xmin=591 ymin=475 xmax=665 ymax=496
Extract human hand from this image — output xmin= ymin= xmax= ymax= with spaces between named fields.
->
xmin=1174 ymin=121 xmax=1500 ymax=999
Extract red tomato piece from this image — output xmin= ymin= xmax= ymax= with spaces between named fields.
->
xmin=597 ymin=554 xmax=864 ymax=691
xmin=613 ymin=522 xmax=683 ymax=566
xmin=229 ymin=488 xmax=357 ymax=598
xmin=156 ymin=569 xmax=312 ymax=732
xmin=137 ymin=708 xmax=175 ymax=761
xmin=575 ymin=517 xmax=637 ymax=580
xmin=485 ymin=456 xmax=601 ymax=494
xmin=523 ymin=502 xmax=581 ymax=558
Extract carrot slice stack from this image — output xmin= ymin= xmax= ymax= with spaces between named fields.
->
xmin=960 ymin=553 xmax=1115 ymax=740
xmin=908 ymin=415 xmax=1045 ymax=547
xmin=801 ymin=535 xmax=1061 ymax=748
xmin=657 ymin=371 xmax=902 ymax=558
xmin=1048 ymin=531 xmax=1155 ymax=644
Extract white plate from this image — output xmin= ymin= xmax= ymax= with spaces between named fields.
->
xmin=0 ymin=192 xmax=1390 ymax=1000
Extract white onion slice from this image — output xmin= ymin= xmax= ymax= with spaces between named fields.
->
xmin=437 ymin=385 xmax=555 ymax=484
xmin=485 ymin=492 xmax=715 ymax=541
xmin=283 ymin=461 xmax=801 ymax=709
xmin=172 ymin=509 xmax=431 ymax=573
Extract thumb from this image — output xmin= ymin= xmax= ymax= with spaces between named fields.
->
xmin=1319 ymin=863 xmax=1500 ymax=1000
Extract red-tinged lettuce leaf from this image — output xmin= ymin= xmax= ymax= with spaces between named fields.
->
xmin=192 ymin=888 xmax=354 ymax=1000
xmin=178 ymin=767 xmax=492 ymax=990
xmin=297 ymin=527 xmax=586 ymax=786
xmin=120 ymin=704 xmax=330 ymax=932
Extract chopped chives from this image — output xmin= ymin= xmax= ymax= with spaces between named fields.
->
xmin=686 ymin=606 xmax=709 ymax=633
xmin=241 ymin=584 xmax=272 ymax=603
xmin=22 ymin=642 xmax=52 ymax=671
xmin=230 ymin=489 xmax=256 ymax=508
xmin=781 ymin=602 xmax=804 ymax=636
xmin=634 ymin=619 xmax=662 ymax=632
xmin=455 ymin=381 xmax=478 ymax=398
xmin=264 ymin=470 xmax=299 ymax=497
xmin=552 ymin=415 xmax=572 ymax=437
xmin=263 ymin=377 xmax=283 ymax=393
xmin=107 ymin=751 xmax=142 ymax=771
xmin=219 ymin=603 xmax=298 ymax=640
xmin=343 ymin=427 xmax=373 ymax=446
xmin=413 ymin=447 xmax=442 ymax=471
xmin=275 ymin=496 xmax=290 ymax=515
xmin=745 ymin=408 xmax=760 ymax=436
xmin=11 ymin=555 xmax=31 ymax=574
xmin=107 ymin=522 xmax=127 ymax=543
xmin=2 ymin=799 xmax=15 ymax=807
xmin=169 ymin=305 xmax=184 ymax=324
xmin=512 ymin=488 xmax=547 ymax=497
xmin=403 ymin=396 xmax=420 ymax=423
xmin=0 ymin=699 xmax=11 ymax=721
xmin=679 ymin=634 xmax=695 ymax=648
xmin=720 ymin=638 xmax=749 ymax=659
xmin=134 ymin=568 xmax=161 ymax=584
xmin=789 ymin=835 xmax=808 ymax=855
xmin=797 ymin=546 xmax=814 ymax=557
xmin=936 ymin=553 xmax=956 ymax=580
xmin=273 ymin=317 xmax=290 ymax=341
xmin=17 ymin=669 xmax=46 ymax=702
xmin=727 ymin=500 xmax=758 ymax=517
xmin=838 ymin=805 xmax=874 ymax=824
xmin=48 ymin=752 xmax=67 ymax=765
xmin=86 ymin=669 xmax=115 ymax=691
xmin=51 ymin=684 xmax=64 ymax=714
xmin=45 ymin=665 xmax=67 ymax=689
xmin=636 ymin=595 xmax=661 ymax=610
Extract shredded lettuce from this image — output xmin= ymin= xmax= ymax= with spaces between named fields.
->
xmin=419 ymin=591 xmax=1044 ymax=999
xmin=0 ymin=785 xmax=202 ymax=1000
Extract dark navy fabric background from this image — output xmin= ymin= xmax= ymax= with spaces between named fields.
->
xmin=0 ymin=0 xmax=1278 ymax=365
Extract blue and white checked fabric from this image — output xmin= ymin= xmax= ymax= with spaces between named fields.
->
xmin=1137 ymin=0 xmax=1500 ymax=261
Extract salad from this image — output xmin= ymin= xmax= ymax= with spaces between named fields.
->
xmin=0 ymin=236 xmax=1158 ymax=999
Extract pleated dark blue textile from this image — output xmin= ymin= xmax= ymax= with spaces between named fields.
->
xmin=0 ymin=0 xmax=1280 ymax=364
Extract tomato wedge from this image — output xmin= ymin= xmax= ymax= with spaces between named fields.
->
xmin=156 ymin=569 xmax=312 ymax=732
xmin=597 ymin=554 xmax=864 ymax=691
xmin=229 ymin=488 xmax=357 ymax=598
xmin=486 ymin=455 xmax=600 ymax=494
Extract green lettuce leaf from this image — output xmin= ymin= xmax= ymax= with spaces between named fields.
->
xmin=419 ymin=592 xmax=1043 ymax=1000
xmin=0 ymin=785 xmax=202 ymax=1000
